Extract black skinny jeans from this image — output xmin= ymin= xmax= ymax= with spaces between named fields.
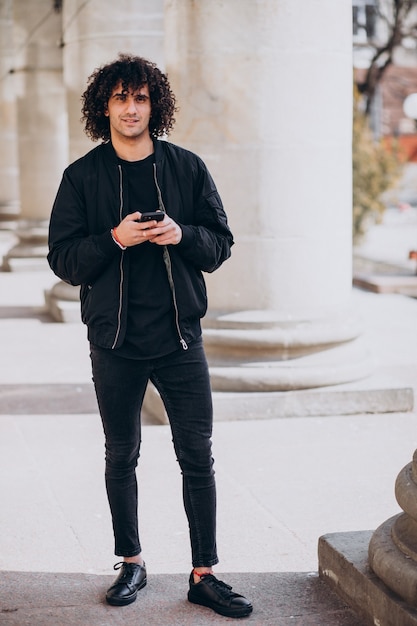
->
xmin=90 ymin=337 xmax=218 ymax=568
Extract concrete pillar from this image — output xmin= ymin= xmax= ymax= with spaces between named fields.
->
xmin=164 ymin=0 xmax=371 ymax=393
xmin=0 ymin=0 xmax=19 ymax=229
xmin=45 ymin=0 xmax=165 ymax=319
xmin=2 ymin=0 xmax=68 ymax=271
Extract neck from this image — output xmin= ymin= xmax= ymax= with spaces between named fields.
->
xmin=111 ymin=134 xmax=154 ymax=162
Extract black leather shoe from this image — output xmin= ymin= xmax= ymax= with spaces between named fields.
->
xmin=106 ymin=561 xmax=147 ymax=606
xmin=187 ymin=572 xmax=253 ymax=618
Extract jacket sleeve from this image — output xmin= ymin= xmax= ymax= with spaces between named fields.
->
xmin=47 ymin=167 xmax=119 ymax=286
xmin=175 ymin=159 xmax=234 ymax=273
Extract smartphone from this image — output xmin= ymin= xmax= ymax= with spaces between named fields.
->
xmin=137 ymin=211 xmax=165 ymax=222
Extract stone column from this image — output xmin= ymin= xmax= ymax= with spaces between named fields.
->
xmin=2 ymin=0 xmax=68 ymax=271
xmin=164 ymin=0 xmax=371 ymax=396
xmin=0 ymin=0 xmax=19 ymax=230
xmin=368 ymin=450 xmax=417 ymax=606
xmin=45 ymin=0 xmax=165 ymax=320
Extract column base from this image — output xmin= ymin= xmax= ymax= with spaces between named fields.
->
xmin=44 ymin=281 xmax=81 ymax=323
xmin=143 ymin=375 xmax=413 ymax=424
xmin=369 ymin=514 xmax=417 ymax=608
xmin=1 ymin=219 xmax=49 ymax=271
xmin=319 ymin=530 xmax=417 ymax=626
xmin=142 ymin=305 xmax=414 ymax=422
xmin=203 ymin=308 xmax=373 ymax=391
xmin=0 ymin=201 xmax=19 ymax=231
xmin=207 ymin=338 xmax=373 ymax=391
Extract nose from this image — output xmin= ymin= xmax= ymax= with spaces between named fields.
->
xmin=126 ymin=96 xmax=137 ymax=113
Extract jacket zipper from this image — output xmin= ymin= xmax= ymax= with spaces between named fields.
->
xmin=153 ymin=163 xmax=188 ymax=351
xmin=111 ymin=165 xmax=125 ymax=349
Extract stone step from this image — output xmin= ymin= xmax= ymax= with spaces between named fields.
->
xmin=319 ymin=531 xmax=417 ymax=626
xmin=0 ymin=570 xmax=365 ymax=625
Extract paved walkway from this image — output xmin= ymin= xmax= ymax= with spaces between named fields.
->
xmin=0 ymin=209 xmax=416 ymax=625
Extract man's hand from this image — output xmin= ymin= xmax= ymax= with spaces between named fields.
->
xmin=114 ymin=211 xmax=182 ymax=247
xmin=147 ymin=213 xmax=182 ymax=245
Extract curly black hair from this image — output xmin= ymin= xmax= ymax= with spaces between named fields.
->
xmin=81 ymin=54 xmax=177 ymax=141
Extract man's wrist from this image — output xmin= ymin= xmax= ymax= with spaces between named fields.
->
xmin=111 ymin=227 xmax=127 ymax=250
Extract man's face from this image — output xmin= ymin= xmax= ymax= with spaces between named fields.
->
xmin=105 ymin=82 xmax=152 ymax=142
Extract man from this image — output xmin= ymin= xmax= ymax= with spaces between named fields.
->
xmin=48 ymin=54 xmax=252 ymax=619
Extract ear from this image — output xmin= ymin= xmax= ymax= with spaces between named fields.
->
xmin=104 ymin=107 xmax=109 ymax=117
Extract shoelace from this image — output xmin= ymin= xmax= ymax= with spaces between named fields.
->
xmin=199 ymin=574 xmax=234 ymax=598
xmin=113 ymin=561 xmax=140 ymax=583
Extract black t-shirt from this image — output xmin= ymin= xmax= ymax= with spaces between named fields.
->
xmin=114 ymin=154 xmax=179 ymax=359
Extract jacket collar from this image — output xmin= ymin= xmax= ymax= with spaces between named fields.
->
xmin=101 ymin=138 xmax=165 ymax=165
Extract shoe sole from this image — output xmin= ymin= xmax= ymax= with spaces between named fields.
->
xmin=106 ymin=577 xmax=147 ymax=606
xmin=188 ymin=593 xmax=253 ymax=618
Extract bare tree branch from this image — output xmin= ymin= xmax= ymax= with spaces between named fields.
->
xmin=357 ymin=0 xmax=417 ymax=114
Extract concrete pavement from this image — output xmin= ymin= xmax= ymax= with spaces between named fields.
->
xmin=0 ymin=209 xmax=417 ymax=625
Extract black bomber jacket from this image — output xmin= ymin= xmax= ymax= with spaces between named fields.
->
xmin=47 ymin=139 xmax=234 ymax=350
